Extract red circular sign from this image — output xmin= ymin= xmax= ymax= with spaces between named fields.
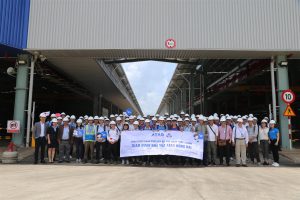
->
xmin=165 ymin=38 xmax=176 ymax=49
xmin=281 ymin=89 xmax=296 ymax=104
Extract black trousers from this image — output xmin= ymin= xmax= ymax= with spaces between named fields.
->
xmin=74 ymin=137 xmax=84 ymax=159
xmin=203 ymin=141 xmax=208 ymax=165
xmin=219 ymin=141 xmax=231 ymax=164
xmin=107 ymin=142 xmax=119 ymax=161
xmin=270 ymin=139 xmax=279 ymax=163
xmin=96 ymin=141 xmax=109 ymax=160
xmin=34 ymin=137 xmax=46 ymax=163
xmin=248 ymin=142 xmax=260 ymax=163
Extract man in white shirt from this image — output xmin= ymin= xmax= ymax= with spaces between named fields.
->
xmin=206 ymin=116 xmax=219 ymax=166
xmin=232 ymin=118 xmax=249 ymax=167
xmin=33 ymin=113 xmax=48 ymax=164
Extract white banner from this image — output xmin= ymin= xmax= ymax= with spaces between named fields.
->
xmin=120 ymin=130 xmax=204 ymax=159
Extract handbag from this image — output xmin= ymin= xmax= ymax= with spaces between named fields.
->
xmin=218 ymin=125 xmax=227 ymax=146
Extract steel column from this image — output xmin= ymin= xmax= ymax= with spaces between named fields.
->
xmin=276 ymin=55 xmax=291 ymax=150
xmin=12 ymin=54 xmax=30 ymax=147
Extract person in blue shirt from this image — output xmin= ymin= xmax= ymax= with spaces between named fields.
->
xmin=268 ymin=120 xmax=280 ymax=167
xmin=156 ymin=117 xmax=168 ymax=130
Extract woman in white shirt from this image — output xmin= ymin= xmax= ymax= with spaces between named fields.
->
xmin=107 ymin=121 xmax=121 ymax=164
xmin=258 ymin=119 xmax=270 ymax=165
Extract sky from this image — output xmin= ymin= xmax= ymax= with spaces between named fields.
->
xmin=122 ymin=61 xmax=177 ymax=115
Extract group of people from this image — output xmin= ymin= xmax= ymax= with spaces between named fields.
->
xmin=33 ymin=111 xmax=280 ymax=167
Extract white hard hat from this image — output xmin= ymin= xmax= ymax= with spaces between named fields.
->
xmin=158 ymin=116 xmax=165 ymax=121
xmin=249 ymin=114 xmax=254 ymax=118
xmin=237 ymin=118 xmax=243 ymax=123
xmin=133 ymin=121 xmax=139 ymax=125
xmin=199 ymin=116 xmax=205 ymax=121
xmin=214 ymin=116 xmax=219 ymax=120
xmin=76 ymin=119 xmax=82 ymax=124
xmin=145 ymin=119 xmax=151 ymax=123
xmin=129 ymin=116 xmax=134 ymax=120
xmin=166 ymin=118 xmax=171 ymax=121
xmin=140 ymin=117 xmax=145 ymax=121
xmin=180 ymin=111 xmax=185 ymax=115
xmin=105 ymin=117 xmax=110 ymax=121
xmin=226 ymin=116 xmax=232 ymax=120
xmin=61 ymin=112 xmax=66 ymax=115
xmin=208 ymin=116 xmax=214 ymax=121
xmin=261 ymin=119 xmax=268 ymax=123
xmin=57 ymin=116 xmax=62 ymax=120
xmin=39 ymin=113 xmax=46 ymax=118
xmin=253 ymin=117 xmax=258 ymax=121
xmin=184 ymin=118 xmax=190 ymax=121
xmin=51 ymin=118 xmax=58 ymax=123
xmin=99 ymin=117 xmax=104 ymax=120
xmin=84 ymin=115 xmax=88 ymax=119
xmin=269 ymin=120 xmax=276 ymax=124
xmin=165 ymin=113 xmax=169 ymax=116
xmin=115 ymin=114 xmax=118 ymax=117
xmin=79 ymin=116 xmax=83 ymax=119
xmin=177 ymin=118 xmax=183 ymax=122
xmin=171 ymin=118 xmax=177 ymax=121
xmin=94 ymin=116 xmax=99 ymax=120
xmin=116 ymin=117 xmax=122 ymax=121
xmin=152 ymin=117 xmax=157 ymax=121
xmin=66 ymin=115 xmax=70 ymax=119
xmin=50 ymin=114 xmax=56 ymax=118
xmin=110 ymin=114 xmax=115 ymax=118
xmin=220 ymin=117 xmax=226 ymax=122
xmin=109 ymin=121 xmax=116 ymax=125
xmin=70 ymin=115 xmax=76 ymax=119
xmin=63 ymin=117 xmax=69 ymax=122
xmin=155 ymin=114 xmax=160 ymax=117
xmin=242 ymin=116 xmax=247 ymax=120
xmin=185 ymin=114 xmax=189 ymax=117
xmin=119 ymin=114 xmax=123 ymax=117
xmin=191 ymin=118 xmax=197 ymax=122
xmin=233 ymin=116 xmax=238 ymax=119
xmin=88 ymin=116 xmax=94 ymax=121
xmin=248 ymin=117 xmax=253 ymax=121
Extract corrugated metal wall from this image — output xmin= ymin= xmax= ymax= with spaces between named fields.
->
xmin=27 ymin=0 xmax=300 ymax=50
xmin=0 ymin=0 xmax=30 ymax=49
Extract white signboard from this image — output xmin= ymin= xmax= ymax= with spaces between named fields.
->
xmin=120 ymin=130 xmax=204 ymax=159
xmin=7 ymin=120 xmax=20 ymax=133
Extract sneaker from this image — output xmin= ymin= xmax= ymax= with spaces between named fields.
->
xmin=76 ymin=159 xmax=79 ymax=163
xmin=272 ymin=162 xmax=280 ymax=167
xmin=126 ymin=160 xmax=130 ymax=165
xmin=78 ymin=159 xmax=82 ymax=163
xmin=69 ymin=155 xmax=72 ymax=159
xmin=149 ymin=162 xmax=154 ymax=166
xmin=142 ymin=162 xmax=146 ymax=166
xmin=121 ymin=160 xmax=125 ymax=165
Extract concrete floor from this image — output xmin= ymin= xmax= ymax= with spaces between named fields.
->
xmin=0 ymin=165 xmax=300 ymax=200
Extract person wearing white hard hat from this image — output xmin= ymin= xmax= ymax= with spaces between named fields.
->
xmin=206 ymin=116 xmax=218 ymax=166
xmin=195 ymin=116 xmax=208 ymax=166
xmin=246 ymin=117 xmax=260 ymax=165
xmin=120 ymin=123 xmax=130 ymax=165
xmin=258 ymin=119 xmax=270 ymax=165
xmin=268 ymin=120 xmax=280 ymax=167
xmin=177 ymin=118 xmax=184 ymax=131
xmin=69 ymin=115 xmax=76 ymax=128
xmin=33 ymin=113 xmax=49 ymax=164
xmin=107 ymin=121 xmax=121 ymax=164
xmin=73 ymin=119 xmax=84 ymax=163
xmin=139 ymin=118 xmax=145 ymax=130
xmin=116 ymin=117 xmax=123 ymax=131
xmin=151 ymin=117 xmax=157 ymax=129
xmin=128 ymin=116 xmax=135 ymax=131
xmin=144 ymin=119 xmax=152 ymax=130
xmin=213 ymin=116 xmax=220 ymax=126
xmin=58 ymin=117 xmax=74 ymax=163
xmin=190 ymin=118 xmax=197 ymax=132
xmin=156 ymin=117 xmax=167 ymax=130
xmin=232 ymin=118 xmax=249 ymax=167
xmin=218 ymin=117 xmax=233 ymax=166
xmin=57 ymin=116 xmax=63 ymax=126
xmin=47 ymin=113 xmax=57 ymax=126
xmin=46 ymin=118 xmax=59 ymax=163
xmin=110 ymin=114 xmax=116 ymax=121
xmin=183 ymin=118 xmax=191 ymax=132
xmin=180 ymin=111 xmax=185 ymax=119
xmin=61 ymin=112 xmax=66 ymax=119
xmin=133 ymin=121 xmax=140 ymax=130
xmin=83 ymin=117 xmax=97 ymax=163
xmin=83 ymin=115 xmax=89 ymax=125
xmin=95 ymin=116 xmax=109 ymax=164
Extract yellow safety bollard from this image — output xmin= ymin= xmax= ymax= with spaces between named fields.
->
xmin=31 ymin=133 xmax=35 ymax=148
